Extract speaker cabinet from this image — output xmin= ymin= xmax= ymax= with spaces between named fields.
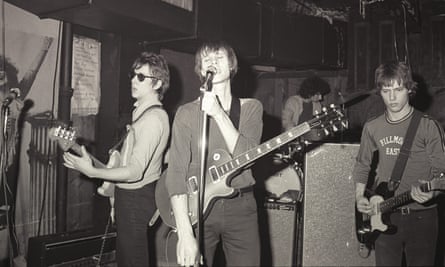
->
xmin=301 ymin=143 xmax=375 ymax=266
xmin=261 ymin=200 xmax=299 ymax=267
xmin=27 ymin=229 xmax=116 ymax=267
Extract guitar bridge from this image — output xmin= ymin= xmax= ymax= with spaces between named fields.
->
xmin=187 ymin=176 xmax=198 ymax=194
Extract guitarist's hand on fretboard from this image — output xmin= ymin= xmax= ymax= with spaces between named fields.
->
xmin=411 ymin=180 xmax=435 ymax=204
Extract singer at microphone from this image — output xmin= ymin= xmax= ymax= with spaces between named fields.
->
xmin=2 ymin=88 xmax=21 ymax=107
xmin=201 ymin=67 xmax=216 ymax=92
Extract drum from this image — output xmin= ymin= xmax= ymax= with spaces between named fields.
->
xmin=264 ymin=165 xmax=302 ymax=198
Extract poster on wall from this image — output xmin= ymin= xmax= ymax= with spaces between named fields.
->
xmin=71 ymin=34 xmax=101 ymax=116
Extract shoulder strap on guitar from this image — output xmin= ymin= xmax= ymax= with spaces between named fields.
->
xmin=109 ymin=104 xmax=163 ymax=153
xmin=229 ymin=97 xmax=241 ymax=129
xmin=388 ymin=109 xmax=422 ymax=191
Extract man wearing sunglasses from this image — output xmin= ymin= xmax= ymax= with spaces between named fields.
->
xmin=63 ymin=51 xmax=170 ymax=266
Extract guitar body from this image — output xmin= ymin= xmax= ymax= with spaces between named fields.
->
xmin=97 ymin=150 xmax=121 ymax=197
xmin=154 ymin=106 xmax=347 ymax=228
xmin=97 ymin=126 xmax=133 ymax=198
xmin=356 ymin=174 xmax=445 ymax=246
xmin=356 ymin=182 xmax=400 ymax=245
xmin=156 ymin=149 xmax=238 ymax=229
xmin=369 ymin=182 xmax=396 ymax=232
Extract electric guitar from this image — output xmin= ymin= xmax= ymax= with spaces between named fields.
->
xmin=356 ymin=173 xmax=445 ymax=244
xmin=155 ymin=105 xmax=347 ymax=229
xmin=48 ymin=125 xmax=122 ymax=198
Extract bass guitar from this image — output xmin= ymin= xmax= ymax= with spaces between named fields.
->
xmin=155 ymin=105 xmax=346 ymax=229
xmin=356 ymin=172 xmax=445 ymax=244
xmin=48 ymin=125 xmax=122 ymax=199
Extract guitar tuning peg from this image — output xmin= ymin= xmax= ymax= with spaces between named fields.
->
xmin=54 ymin=126 xmax=61 ymax=136
xmin=68 ymin=130 xmax=76 ymax=140
xmin=323 ymin=127 xmax=330 ymax=136
xmin=331 ymin=123 xmax=339 ymax=132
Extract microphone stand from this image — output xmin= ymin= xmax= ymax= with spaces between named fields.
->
xmin=1 ymin=104 xmax=16 ymax=265
xmin=1 ymin=104 xmax=10 ymax=210
xmin=197 ymin=77 xmax=212 ymax=266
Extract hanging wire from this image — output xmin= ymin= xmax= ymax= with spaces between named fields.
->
xmin=402 ymin=2 xmax=411 ymax=66
xmin=393 ymin=23 xmax=400 ymax=62
xmin=360 ymin=0 xmax=386 ymax=19
xmin=93 ymin=215 xmax=112 ymax=267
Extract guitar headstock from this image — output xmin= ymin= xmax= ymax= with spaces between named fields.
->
xmin=430 ymin=172 xmax=445 ymax=191
xmin=48 ymin=124 xmax=77 ymax=151
xmin=308 ymin=104 xmax=348 ymax=136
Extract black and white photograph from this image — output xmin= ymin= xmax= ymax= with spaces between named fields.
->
xmin=1 ymin=0 xmax=445 ymax=266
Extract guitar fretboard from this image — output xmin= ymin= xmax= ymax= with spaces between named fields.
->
xmin=215 ymin=122 xmax=311 ymax=177
xmin=379 ymin=182 xmax=430 ymax=213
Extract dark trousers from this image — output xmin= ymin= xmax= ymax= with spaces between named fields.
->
xmin=115 ymin=182 xmax=156 ymax=267
xmin=375 ymin=207 xmax=438 ymax=267
xmin=201 ymin=191 xmax=260 ymax=267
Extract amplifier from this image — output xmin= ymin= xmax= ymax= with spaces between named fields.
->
xmin=301 ymin=143 xmax=375 ymax=266
xmin=27 ymin=228 xmax=116 ymax=267
xmin=261 ymin=200 xmax=299 ymax=267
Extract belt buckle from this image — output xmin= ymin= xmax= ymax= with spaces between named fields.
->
xmin=234 ymin=188 xmax=243 ymax=198
xmin=235 ymin=187 xmax=251 ymax=198
xmin=400 ymin=207 xmax=410 ymax=215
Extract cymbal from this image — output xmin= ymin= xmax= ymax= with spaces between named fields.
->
xmin=337 ymin=88 xmax=378 ymax=106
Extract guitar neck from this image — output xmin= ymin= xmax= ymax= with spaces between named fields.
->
xmin=379 ymin=182 xmax=430 ymax=213
xmin=216 ymin=122 xmax=312 ymax=177
xmin=69 ymin=143 xmax=107 ymax=169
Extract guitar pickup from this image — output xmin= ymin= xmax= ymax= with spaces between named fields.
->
xmin=209 ymin=166 xmax=220 ymax=183
xmin=187 ymin=176 xmax=198 ymax=194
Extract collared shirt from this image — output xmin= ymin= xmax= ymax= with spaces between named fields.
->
xmin=117 ymin=98 xmax=170 ymax=189
xmin=166 ymin=98 xmax=263 ymax=196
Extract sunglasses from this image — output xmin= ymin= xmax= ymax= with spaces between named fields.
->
xmin=128 ymin=71 xmax=159 ymax=82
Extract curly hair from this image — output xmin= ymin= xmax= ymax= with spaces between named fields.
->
xmin=0 ymin=55 xmax=19 ymax=90
xmin=131 ymin=52 xmax=170 ymax=100
xmin=299 ymin=75 xmax=331 ymax=99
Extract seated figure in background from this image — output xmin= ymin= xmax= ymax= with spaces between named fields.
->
xmin=281 ymin=75 xmax=331 ymax=141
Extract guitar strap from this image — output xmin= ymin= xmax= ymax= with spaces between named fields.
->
xmin=108 ymin=104 xmax=163 ymax=153
xmin=388 ymin=109 xmax=422 ymax=191
xmin=229 ymin=97 xmax=241 ymax=129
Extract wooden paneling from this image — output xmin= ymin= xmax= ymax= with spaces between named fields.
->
xmin=431 ymin=18 xmax=445 ymax=88
xmin=353 ymin=22 xmax=370 ymax=90
xmin=379 ymin=20 xmax=396 ymax=64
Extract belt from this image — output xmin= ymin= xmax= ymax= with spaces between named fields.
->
xmin=233 ymin=186 xmax=254 ymax=197
xmin=395 ymin=207 xmax=435 ymax=215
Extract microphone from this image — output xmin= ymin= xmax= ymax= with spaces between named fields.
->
xmin=201 ymin=67 xmax=216 ymax=92
xmin=3 ymin=88 xmax=21 ymax=107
